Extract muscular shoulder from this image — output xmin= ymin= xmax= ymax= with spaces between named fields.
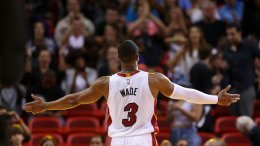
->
xmin=148 ymin=72 xmax=168 ymax=85
xmin=94 ymin=76 xmax=109 ymax=88
xmin=148 ymin=72 xmax=174 ymax=97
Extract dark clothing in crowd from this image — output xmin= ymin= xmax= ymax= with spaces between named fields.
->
xmin=190 ymin=62 xmax=213 ymax=93
xmin=190 ymin=61 xmax=214 ymax=133
xmin=195 ymin=20 xmax=226 ymax=47
xmin=242 ymin=0 xmax=260 ymax=39
xmin=224 ymin=40 xmax=260 ymax=116
xmin=28 ymin=85 xmax=65 ymax=102
xmin=249 ymin=126 xmax=260 ymax=146
xmin=224 ymin=40 xmax=260 ymax=92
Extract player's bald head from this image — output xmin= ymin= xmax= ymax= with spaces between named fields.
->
xmin=118 ymin=40 xmax=139 ymax=63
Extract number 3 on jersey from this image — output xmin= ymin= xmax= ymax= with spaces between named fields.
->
xmin=122 ymin=102 xmax=139 ymax=127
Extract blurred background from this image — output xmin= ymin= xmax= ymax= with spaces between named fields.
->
xmin=1 ymin=0 xmax=260 ymax=146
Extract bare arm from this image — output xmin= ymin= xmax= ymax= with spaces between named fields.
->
xmin=176 ymin=104 xmax=203 ymax=122
xmin=25 ymin=77 xmax=109 ymax=114
xmin=149 ymin=73 xmax=240 ymax=106
xmin=166 ymin=102 xmax=202 ymax=122
xmin=149 ymin=14 xmax=167 ymax=35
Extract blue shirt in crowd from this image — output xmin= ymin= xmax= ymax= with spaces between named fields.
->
xmin=219 ymin=2 xmax=244 ymax=24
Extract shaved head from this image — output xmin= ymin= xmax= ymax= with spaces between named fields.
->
xmin=118 ymin=40 xmax=139 ymax=63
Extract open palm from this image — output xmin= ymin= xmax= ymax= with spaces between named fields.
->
xmin=217 ymin=85 xmax=240 ymax=106
xmin=25 ymin=94 xmax=46 ymax=114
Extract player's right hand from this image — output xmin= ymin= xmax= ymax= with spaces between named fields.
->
xmin=25 ymin=94 xmax=46 ymax=115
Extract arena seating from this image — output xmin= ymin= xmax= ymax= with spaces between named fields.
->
xmin=62 ymin=104 xmax=98 ymax=118
xmin=67 ymin=133 xmax=97 ymax=146
xmin=65 ymin=117 xmax=100 ymax=134
xmin=198 ymin=132 xmax=215 ymax=144
xmin=222 ymin=132 xmax=250 ymax=146
xmin=214 ymin=116 xmax=238 ymax=135
xmin=29 ymin=116 xmax=63 ymax=133
xmin=30 ymin=133 xmax=64 ymax=146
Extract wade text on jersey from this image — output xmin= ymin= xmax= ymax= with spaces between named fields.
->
xmin=120 ymin=87 xmax=138 ymax=97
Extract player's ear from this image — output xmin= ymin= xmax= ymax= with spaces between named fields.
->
xmin=135 ymin=54 xmax=139 ymax=62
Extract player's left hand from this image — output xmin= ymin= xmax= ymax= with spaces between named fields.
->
xmin=217 ymin=85 xmax=240 ymax=106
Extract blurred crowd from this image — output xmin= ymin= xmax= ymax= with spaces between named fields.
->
xmin=1 ymin=0 xmax=260 ymax=145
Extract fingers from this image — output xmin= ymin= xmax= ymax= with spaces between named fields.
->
xmin=25 ymin=101 xmax=37 ymax=107
xmin=31 ymin=94 xmax=40 ymax=100
xmin=223 ymin=85 xmax=231 ymax=92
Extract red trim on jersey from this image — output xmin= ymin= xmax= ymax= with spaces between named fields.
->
xmin=117 ymin=70 xmax=140 ymax=77
xmin=152 ymin=132 xmax=158 ymax=146
xmin=151 ymin=98 xmax=159 ymax=146
xmin=106 ymin=107 xmax=112 ymax=130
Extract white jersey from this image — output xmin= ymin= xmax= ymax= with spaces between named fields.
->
xmin=107 ymin=70 xmax=158 ymax=137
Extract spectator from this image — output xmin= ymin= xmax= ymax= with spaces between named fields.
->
xmin=55 ymin=0 xmax=95 ymax=46
xmin=40 ymin=135 xmax=57 ymax=146
xmin=165 ymin=7 xmax=188 ymax=36
xmin=22 ymin=50 xmax=53 ymax=87
xmin=241 ymin=0 xmax=260 ymax=39
xmin=28 ymin=70 xmax=64 ymax=102
xmin=204 ymin=138 xmax=226 ymax=146
xmin=175 ymin=139 xmax=189 ymax=146
xmin=167 ymin=26 xmax=208 ymax=82
xmin=236 ymin=116 xmax=260 ymax=146
xmin=0 ymin=106 xmax=31 ymax=140
xmin=166 ymin=100 xmax=202 ymax=146
xmin=224 ymin=24 xmax=260 ymax=116
xmin=60 ymin=17 xmax=90 ymax=56
xmin=161 ymin=140 xmax=172 ymax=146
xmin=189 ymin=0 xmax=203 ymax=24
xmin=190 ymin=45 xmax=220 ymax=96
xmin=127 ymin=1 xmax=166 ymax=67
xmin=219 ymin=0 xmax=244 ymax=24
xmin=26 ymin=21 xmax=56 ymax=69
xmin=195 ymin=1 xmax=226 ymax=47
xmin=90 ymin=135 xmax=104 ymax=146
xmin=98 ymin=45 xmax=120 ymax=76
xmin=0 ymin=84 xmax=26 ymax=115
xmin=61 ymin=52 xmax=97 ymax=94
xmin=190 ymin=46 xmax=220 ymax=133
xmin=125 ymin=0 xmax=161 ymax=23
xmin=10 ymin=124 xmax=25 ymax=146
xmin=95 ymin=6 xmax=126 ymax=42
xmin=127 ymin=0 xmax=166 ymax=37
xmin=102 ymin=24 xmax=122 ymax=47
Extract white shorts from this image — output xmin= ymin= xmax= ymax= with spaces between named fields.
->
xmin=111 ymin=133 xmax=158 ymax=146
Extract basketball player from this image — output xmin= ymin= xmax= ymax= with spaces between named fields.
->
xmin=25 ymin=40 xmax=240 ymax=146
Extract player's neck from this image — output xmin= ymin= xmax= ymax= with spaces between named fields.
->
xmin=120 ymin=64 xmax=138 ymax=73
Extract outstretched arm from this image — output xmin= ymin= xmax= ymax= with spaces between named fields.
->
xmin=25 ymin=76 xmax=109 ymax=114
xmin=150 ymin=73 xmax=240 ymax=106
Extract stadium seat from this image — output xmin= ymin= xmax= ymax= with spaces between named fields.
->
xmin=65 ymin=117 xmax=100 ymax=133
xmin=210 ymin=105 xmax=230 ymax=120
xmin=29 ymin=116 xmax=62 ymax=133
xmin=62 ymin=104 xmax=98 ymax=117
xmin=158 ymin=100 xmax=168 ymax=116
xmin=198 ymin=132 xmax=215 ymax=144
xmin=29 ymin=133 xmax=63 ymax=146
xmin=67 ymin=133 xmax=97 ymax=146
xmin=214 ymin=116 xmax=238 ymax=135
xmin=156 ymin=132 xmax=170 ymax=144
xmin=255 ymin=117 xmax=260 ymax=126
xmin=96 ymin=101 xmax=107 ymax=120
xmin=157 ymin=117 xmax=171 ymax=133
xmin=222 ymin=132 xmax=250 ymax=146
xmin=253 ymin=100 xmax=260 ymax=118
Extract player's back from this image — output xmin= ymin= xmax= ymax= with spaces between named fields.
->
xmin=107 ymin=70 xmax=158 ymax=137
